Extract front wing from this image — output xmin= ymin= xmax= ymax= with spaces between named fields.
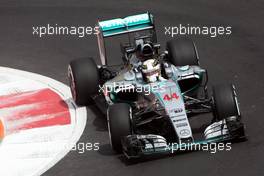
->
xmin=122 ymin=121 xmax=246 ymax=159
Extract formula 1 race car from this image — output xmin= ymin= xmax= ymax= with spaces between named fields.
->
xmin=68 ymin=12 xmax=246 ymax=158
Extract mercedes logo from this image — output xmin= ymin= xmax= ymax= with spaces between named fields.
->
xmin=180 ymin=129 xmax=190 ymax=136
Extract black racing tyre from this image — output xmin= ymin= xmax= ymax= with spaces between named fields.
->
xmin=212 ymin=84 xmax=240 ymax=121
xmin=107 ymin=103 xmax=132 ymax=153
xmin=166 ymin=38 xmax=199 ymax=66
xmin=68 ymin=57 xmax=100 ymax=106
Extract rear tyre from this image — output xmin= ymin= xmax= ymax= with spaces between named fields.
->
xmin=166 ymin=37 xmax=199 ymax=66
xmin=68 ymin=57 xmax=100 ymax=106
xmin=212 ymin=84 xmax=240 ymax=120
xmin=107 ymin=103 xmax=132 ymax=153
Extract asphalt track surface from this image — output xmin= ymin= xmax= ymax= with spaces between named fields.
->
xmin=0 ymin=0 xmax=264 ymax=176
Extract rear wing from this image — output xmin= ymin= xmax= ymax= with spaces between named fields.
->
xmin=98 ymin=12 xmax=154 ymax=37
xmin=96 ymin=12 xmax=155 ymax=65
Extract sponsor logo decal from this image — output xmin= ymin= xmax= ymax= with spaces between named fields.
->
xmin=174 ymin=108 xmax=183 ymax=113
xmin=176 ymin=123 xmax=188 ymax=128
xmin=173 ymin=118 xmax=186 ymax=123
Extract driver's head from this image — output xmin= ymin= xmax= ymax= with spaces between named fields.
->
xmin=141 ymin=59 xmax=161 ymax=83
xmin=136 ymin=42 xmax=154 ymax=61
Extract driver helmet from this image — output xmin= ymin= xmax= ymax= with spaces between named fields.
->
xmin=141 ymin=59 xmax=161 ymax=83
xmin=137 ymin=42 xmax=155 ymax=61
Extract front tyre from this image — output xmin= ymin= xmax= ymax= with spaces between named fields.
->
xmin=212 ymin=84 xmax=240 ymax=120
xmin=107 ymin=103 xmax=132 ymax=153
xmin=68 ymin=57 xmax=100 ymax=106
xmin=212 ymin=84 xmax=245 ymax=140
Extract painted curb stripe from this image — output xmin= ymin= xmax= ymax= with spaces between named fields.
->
xmin=0 ymin=67 xmax=87 ymax=176
xmin=0 ymin=119 xmax=4 ymax=140
xmin=0 ymin=88 xmax=71 ymax=134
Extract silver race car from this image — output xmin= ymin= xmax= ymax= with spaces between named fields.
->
xmin=68 ymin=12 xmax=246 ymax=158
